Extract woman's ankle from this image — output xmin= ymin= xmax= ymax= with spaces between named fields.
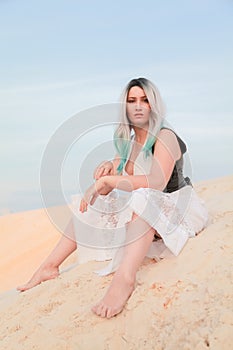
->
xmin=115 ymin=268 xmax=136 ymax=286
xmin=40 ymin=261 xmax=59 ymax=271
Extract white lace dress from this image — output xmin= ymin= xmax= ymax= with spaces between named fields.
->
xmin=71 ymin=147 xmax=209 ymax=276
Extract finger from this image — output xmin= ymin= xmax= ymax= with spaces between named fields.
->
xmin=83 ymin=201 xmax=88 ymax=212
xmin=102 ymin=167 xmax=110 ymax=176
xmin=93 ymin=166 xmax=99 ymax=179
xmin=79 ymin=200 xmax=84 ymax=212
xmin=90 ymin=192 xmax=98 ymax=206
xmin=93 ymin=168 xmax=98 ymax=179
xmin=79 ymin=199 xmax=83 ymax=211
xmin=94 ymin=167 xmax=104 ymax=180
xmin=82 ymin=202 xmax=88 ymax=212
xmin=79 ymin=199 xmax=88 ymax=212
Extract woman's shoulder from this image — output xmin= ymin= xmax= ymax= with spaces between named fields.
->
xmin=158 ymin=127 xmax=175 ymax=138
xmin=159 ymin=124 xmax=187 ymax=155
xmin=157 ymin=127 xmax=179 ymax=148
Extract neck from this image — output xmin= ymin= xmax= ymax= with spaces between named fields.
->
xmin=133 ymin=126 xmax=148 ymax=145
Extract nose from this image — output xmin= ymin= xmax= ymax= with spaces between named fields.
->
xmin=135 ymin=99 xmax=142 ymax=110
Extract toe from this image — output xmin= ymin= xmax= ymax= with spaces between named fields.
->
xmin=100 ymin=304 xmax=108 ymax=318
xmin=106 ymin=307 xmax=113 ymax=319
xmin=17 ymin=284 xmax=31 ymax=292
xmin=91 ymin=302 xmax=100 ymax=314
xmin=16 ymin=285 xmax=25 ymax=292
xmin=93 ymin=302 xmax=104 ymax=316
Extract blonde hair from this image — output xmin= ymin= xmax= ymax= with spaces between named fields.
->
xmin=114 ymin=77 xmax=166 ymax=173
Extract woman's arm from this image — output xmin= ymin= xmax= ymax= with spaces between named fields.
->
xmin=93 ymin=154 xmax=121 ymax=179
xmin=80 ymin=154 xmax=121 ymax=212
xmin=80 ymin=129 xmax=181 ymax=212
xmin=101 ymin=129 xmax=181 ymax=192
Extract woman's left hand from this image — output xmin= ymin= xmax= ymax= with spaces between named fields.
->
xmin=79 ymin=177 xmax=113 ymax=213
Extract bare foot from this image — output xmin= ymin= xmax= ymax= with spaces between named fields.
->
xmin=17 ymin=265 xmax=59 ymax=292
xmin=92 ymin=272 xmax=135 ymax=318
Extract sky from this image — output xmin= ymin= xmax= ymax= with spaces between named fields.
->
xmin=0 ymin=0 xmax=232 ymax=214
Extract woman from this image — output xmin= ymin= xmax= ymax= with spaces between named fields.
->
xmin=18 ymin=77 xmax=209 ymax=318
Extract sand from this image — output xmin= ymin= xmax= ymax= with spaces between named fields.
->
xmin=0 ymin=174 xmax=232 ymax=349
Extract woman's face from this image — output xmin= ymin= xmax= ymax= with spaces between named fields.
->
xmin=126 ymin=86 xmax=151 ymax=128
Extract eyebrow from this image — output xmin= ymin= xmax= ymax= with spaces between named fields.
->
xmin=127 ymin=95 xmax=147 ymax=99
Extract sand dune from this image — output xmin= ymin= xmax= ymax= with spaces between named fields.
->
xmin=0 ymin=174 xmax=232 ymax=349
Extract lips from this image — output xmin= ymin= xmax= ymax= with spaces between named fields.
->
xmin=134 ymin=113 xmax=143 ymax=116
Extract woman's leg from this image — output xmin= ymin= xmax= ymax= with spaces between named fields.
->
xmin=92 ymin=213 xmax=155 ymax=318
xmin=17 ymin=219 xmax=77 ymax=291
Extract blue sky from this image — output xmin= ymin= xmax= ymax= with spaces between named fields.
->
xmin=0 ymin=0 xmax=232 ymax=213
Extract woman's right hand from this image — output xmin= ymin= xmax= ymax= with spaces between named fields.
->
xmin=93 ymin=161 xmax=114 ymax=180
xmin=79 ymin=177 xmax=113 ymax=212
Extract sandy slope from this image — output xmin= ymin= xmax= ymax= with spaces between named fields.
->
xmin=0 ymin=207 xmax=77 ymax=293
xmin=0 ymin=174 xmax=232 ymax=350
